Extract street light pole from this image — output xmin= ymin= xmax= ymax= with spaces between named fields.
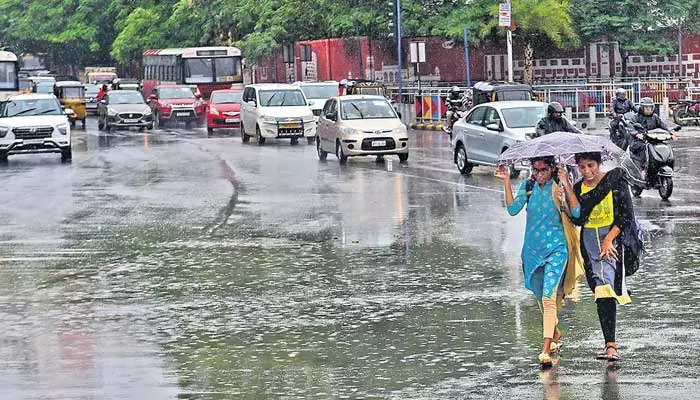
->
xmin=506 ymin=0 xmax=513 ymax=82
xmin=396 ymin=0 xmax=403 ymax=102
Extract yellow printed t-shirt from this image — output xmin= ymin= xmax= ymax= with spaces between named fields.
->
xmin=581 ymin=183 xmax=614 ymax=228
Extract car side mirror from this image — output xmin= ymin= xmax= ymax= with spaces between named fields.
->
xmin=149 ymin=94 xmax=157 ymax=101
xmin=195 ymin=93 xmax=202 ymax=99
xmin=308 ymin=100 xmax=315 ymax=106
xmin=64 ymin=108 xmax=74 ymax=115
xmin=486 ymin=123 xmax=502 ymax=132
xmin=396 ymin=111 xmax=402 ymax=119
xmin=326 ymin=111 xmax=337 ymax=121
xmin=248 ymin=100 xmax=257 ymax=107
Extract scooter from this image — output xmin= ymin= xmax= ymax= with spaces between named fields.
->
xmin=608 ymin=111 xmax=637 ymax=151
xmin=672 ymin=99 xmax=700 ymax=126
xmin=622 ymin=126 xmax=680 ymax=200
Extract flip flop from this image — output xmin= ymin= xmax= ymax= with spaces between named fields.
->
xmin=539 ymin=353 xmax=553 ymax=369
xmin=596 ymin=345 xmax=621 ymax=361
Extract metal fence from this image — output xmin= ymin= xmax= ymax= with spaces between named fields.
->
xmin=388 ymin=79 xmax=696 ymax=123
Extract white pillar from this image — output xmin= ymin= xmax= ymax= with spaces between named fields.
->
xmin=588 ymin=106 xmax=596 ymax=130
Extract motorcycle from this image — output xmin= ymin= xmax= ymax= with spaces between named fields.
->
xmin=442 ymin=96 xmax=470 ymax=138
xmin=621 ymin=126 xmax=680 ymax=200
xmin=607 ymin=111 xmax=637 ymax=151
xmin=672 ymin=99 xmax=700 ymax=126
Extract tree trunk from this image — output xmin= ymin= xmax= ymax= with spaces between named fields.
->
xmin=619 ymin=44 xmax=628 ymax=79
xmin=523 ymin=41 xmax=534 ymax=86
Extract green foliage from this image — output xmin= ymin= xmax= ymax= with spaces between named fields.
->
xmin=0 ymin=0 xmax=699 ymax=71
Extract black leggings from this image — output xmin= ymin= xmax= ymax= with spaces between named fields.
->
xmin=596 ymin=298 xmax=617 ymax=343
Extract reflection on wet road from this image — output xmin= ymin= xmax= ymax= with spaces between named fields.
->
xmin=1 ymin=118 xmax=700 ymax=398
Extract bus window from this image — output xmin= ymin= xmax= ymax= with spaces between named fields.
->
xmin=214 ymin=57 xmax=241 ymax=82
xmin=185 ymin=58 xmax=213 ymax=83
xmin=0 ymin=62 xmax=17 ymax=90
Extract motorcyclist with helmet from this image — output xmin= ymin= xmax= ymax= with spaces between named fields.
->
xmin=608 ymin=88 xmax=634 ymax=140
xmin=444 ymin=86 xmax=466 ymax=135
xmin=533 ymin=101 xmax=581 ymax=138
xmin=629 ymin=97 xmax=678 ymax=171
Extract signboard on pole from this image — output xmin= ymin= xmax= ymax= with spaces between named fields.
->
xmin=409 ymin=42 xmax=426 ymax=63
xmin=499 ymin=3 xmax=511 ymax=27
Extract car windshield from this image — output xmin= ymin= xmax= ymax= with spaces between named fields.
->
xmin=60 ymin=87 xmax=83 ymax=98
xmin=34 ymin=82 xmax=55 ymax=94
xmin=501 ymin=105 xmax=547 ymax=128
xmin=259 ymin=90 xmax=306 ymax=106
xmin=108 ymin=91 xmax=145 ymax=104
xmin=341 ymin=98 xmax=396 ymax=120
xmin=497 ymin=90 xmax=532 ymax=101
xmin=211 ymin=92 xmax=242 ymax=104
xmin=2 ymin=98 xmax=62 ymax=117
xmin=85 ymin=85 xmax=99 ymax=96
xmin=160 ymin=87 xmax=196 ymax=100
xmin=300 ymin=84 xmax=338 ymax=99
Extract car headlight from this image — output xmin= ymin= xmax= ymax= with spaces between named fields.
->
xmin=209 ymin=106 xmax=219 ymax=116
xmin=262 ymin=115 xmax=276 ymax=123
xmin=144 ymin=107 xmax=152 ymax=115
xmin=340 ymin=127 xmax=360 ymax=136
xmin=57 ymin=123 xmax=68 ymax=135
xmin=107 ymin=108 xmax=117 ymax=116
xmin=394 ymin=125 xmax=407 ymax=134
xmin=0 ymin=126 xmax=9 ymax=138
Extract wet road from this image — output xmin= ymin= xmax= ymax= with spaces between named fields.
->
xmin=2 ymin=119 xmax=700 ymax=399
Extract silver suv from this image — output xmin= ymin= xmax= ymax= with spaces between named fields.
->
xmin=0 ymin=93 xmax=72 ymax=162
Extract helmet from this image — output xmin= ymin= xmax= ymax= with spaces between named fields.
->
xmin=450 ymin=85 xmax=461 ymax=93
xmin=547 ymin=101 xmax=564 ymax=119
xmin=615 ymin=88 xmax=626 ymax=100
xmin=639 ymin=97 xmax=654 ymax=115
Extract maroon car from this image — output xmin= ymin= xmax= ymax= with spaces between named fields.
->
xmin=147 ymin=85 xmax=205 ymax=128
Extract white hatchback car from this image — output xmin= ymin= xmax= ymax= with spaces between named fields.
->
xmin=0 ymin=93 xmax=73 ymax=162
xmin=316 ymin=95 xmax=408 ymax=163
xmin=293 ymin=80 xmax=339 ymax=122
xmin=240 ymin=83 xmax=316 ymax=145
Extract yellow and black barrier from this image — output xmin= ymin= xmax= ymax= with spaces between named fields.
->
xmin=407 ymin=122 xmax=444 ymax=131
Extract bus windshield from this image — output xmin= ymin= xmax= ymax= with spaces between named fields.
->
xmin=184 ymin=57 xmax=242 ymax=84
xmin=0 ymin=62 xmax=17 ymax=90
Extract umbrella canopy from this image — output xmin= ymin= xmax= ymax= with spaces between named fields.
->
xmin=497 ymin=131 xmax=623 ymax=166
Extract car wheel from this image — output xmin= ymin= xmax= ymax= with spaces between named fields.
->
xmin=139 ymin=126 xmax=145 ymax=132
xmin=290 ymin=137 xmax=299 ymax=145
xmin=70 ymin=119 xmax=75 ymax=128
xmin=147 ymin=123 xmax=154 ymax=130
xmin=81 ymin=119 xmax=86 ymax=129
xmin=241 ymin=124 xmax=250 ymax=143
xmin=0 ymin=151 xmax=8 ymax=163
xmin=61 ymin=147 xmax=72 ymax=162
xmin=207 ymin=127 xmax=213 ymax=136
xmin=631 ymin=186 xmax=643 ymax=197
xmin=256 ymin=126 xmax=265 ymax=145
xmin=508 ymin=165 xmax=521 ymax=179
xmin=307 ymin=137 xmax=315 ymax=145
xmin=398 ymin=153 xmax=409 ymax=162
xmin=317 ymin=137 xmax=328 ymax=161
xmin=337 ymin=141 xmax=347 ymax=164
xmin=185 ymin=120 xmax=192 ymax=129
xmin=456 ymin=145 xmax=473 ymax=175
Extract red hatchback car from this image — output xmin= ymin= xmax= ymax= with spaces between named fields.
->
xmin=206 ymin=89 xmax=243 ymax=134
xmin=147 ymin=85 xmax=206 ymax=128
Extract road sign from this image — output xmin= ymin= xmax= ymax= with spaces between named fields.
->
xmin=499 ymin=3 xmax=511 ymax=27
xmin=409 ymin=42 xmax=426 ymax=63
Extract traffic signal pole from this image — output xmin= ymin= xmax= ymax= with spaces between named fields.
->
xmin=396 ymin=0 xmax=403 ymax=103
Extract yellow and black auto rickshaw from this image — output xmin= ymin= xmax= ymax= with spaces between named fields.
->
xmin=54 ymin=81 xmax=87 ymax=128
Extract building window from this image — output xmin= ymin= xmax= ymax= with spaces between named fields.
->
xmin=561 ymin=59 xmax=569 ymax=66
xmin=551 ymin=60 xmax=559 ymax=66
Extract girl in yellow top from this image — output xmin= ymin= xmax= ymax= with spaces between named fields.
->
xmin=570 ymin=152 xmax=641 ymax=362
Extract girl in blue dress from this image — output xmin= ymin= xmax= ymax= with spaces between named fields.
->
xmin=495 ymin=156 xmax=581 ymax=367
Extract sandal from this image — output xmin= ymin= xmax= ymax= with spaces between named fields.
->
xmin=596 ymin=344 xmax=621 ymax=361
xmin=538 ymin=352 xmax=553 ymax=369
xmin=549 ymin=329 xmax=563 ymax=355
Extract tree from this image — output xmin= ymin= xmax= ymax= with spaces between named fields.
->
xmin=475 ymin=0 xmax=579 ymax=85
xmin=572 ymin=0 xmax=700 ymax=77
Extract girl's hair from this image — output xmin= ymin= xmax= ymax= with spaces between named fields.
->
xmin=574 ymin=152 xmax=602 ymax=164
xmin=530 ymin=155 xmax=555 ymax=166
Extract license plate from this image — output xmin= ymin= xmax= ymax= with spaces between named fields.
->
xmin=225 ymin=118 xmax=240 ymax=123
xmin=176 ymin=112 xmax=190 ymax=117
xmin=123 ymin=119 xmax=138 ymax=123
xmin=24 ymin=139 xmax=44 ymax=144
xmin=281 ymin=123 xmax=301 ymax=129
xmin=372 ymin=140 xmax=387 ymax=147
